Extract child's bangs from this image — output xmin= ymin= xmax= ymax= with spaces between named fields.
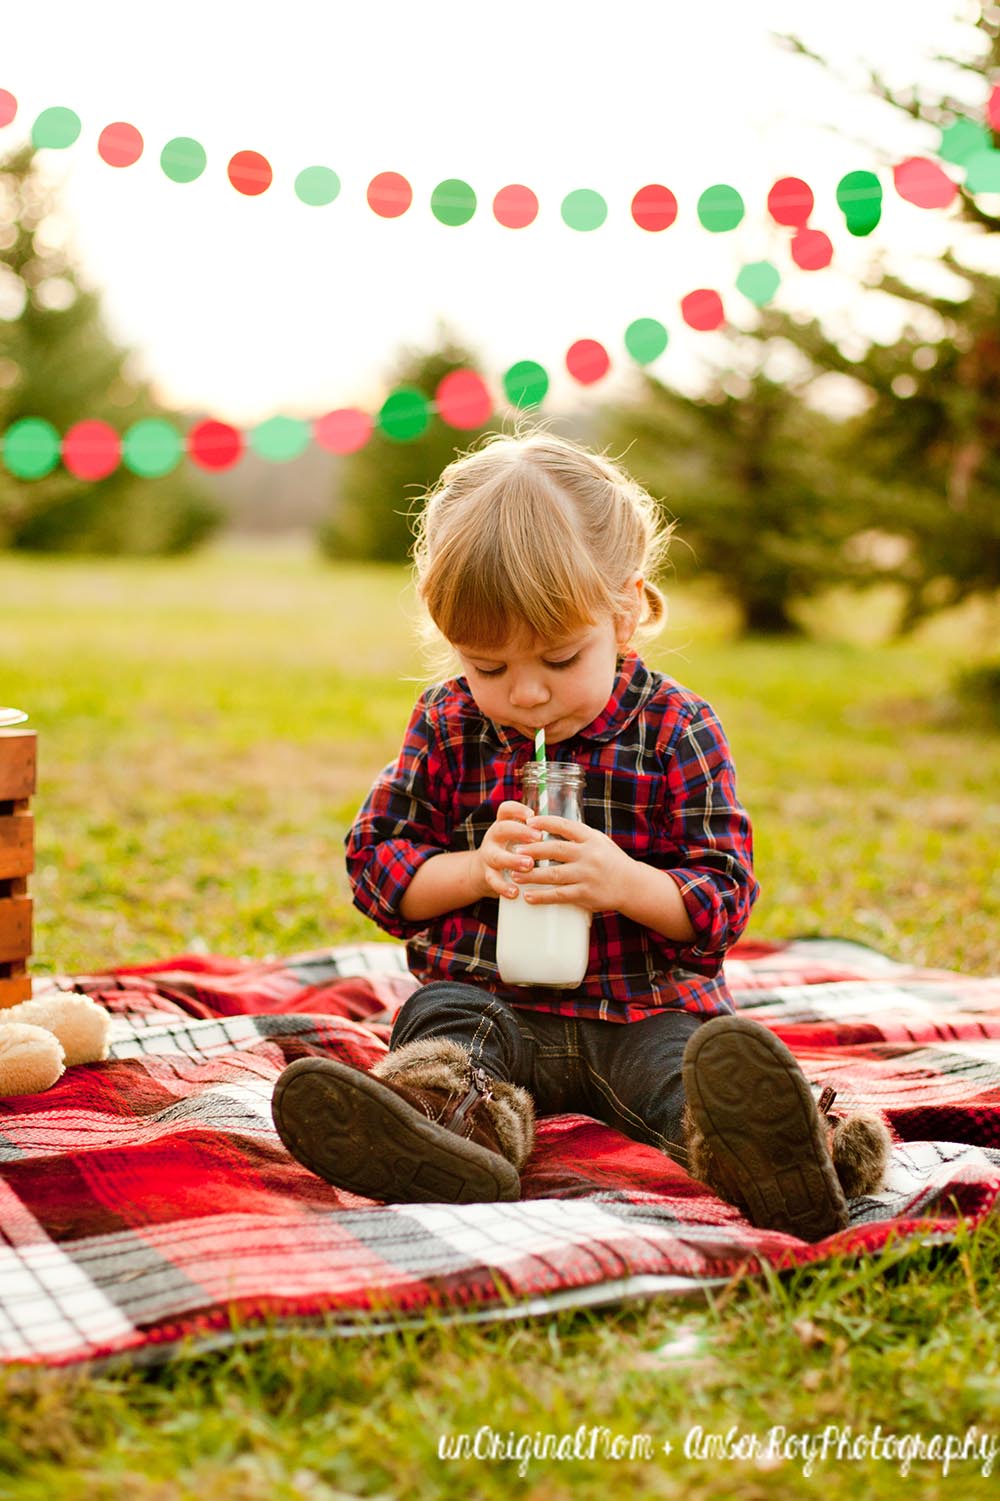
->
xmin=424 ymin=521 xmax=613 ymax=651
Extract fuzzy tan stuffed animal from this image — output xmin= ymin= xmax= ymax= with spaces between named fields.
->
xmin=0 ymin=993 xmax=110 ymax=1097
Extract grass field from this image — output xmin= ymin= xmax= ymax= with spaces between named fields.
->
xmin=2 ymin=542 xmax=999 ymax=1500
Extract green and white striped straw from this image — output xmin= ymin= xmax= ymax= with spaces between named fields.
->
xmin=534 ymin=726 xmax=549 ymax=816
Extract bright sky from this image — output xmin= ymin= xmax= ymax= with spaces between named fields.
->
xmin=3 ymin=0 xmax=995 ymax=423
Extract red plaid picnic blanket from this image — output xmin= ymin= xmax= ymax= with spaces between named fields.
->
xmin=2 ymin=938 xmax=998 ymax=1368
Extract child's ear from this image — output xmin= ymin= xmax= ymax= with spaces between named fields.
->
xmin=615 ymin=574 xmax=644 ymax=645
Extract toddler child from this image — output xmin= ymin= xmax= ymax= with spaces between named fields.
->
xmin=272 ymin=430 xmax=890 ymax=1240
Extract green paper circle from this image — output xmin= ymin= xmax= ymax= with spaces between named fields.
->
xmin=294 ymin=165 xmax=341 ymax=206
xmin=624 ymin=318 xmax=669 ymax=364
xmin=430 ymin=178 xmax=477 ymax=226
xmin=736 ymin=260 xmax=781 ymax=306
xmin=122 ymin=419 xmax=183 ymax=477
xmin=31 ymin=107 xmax=82 ymax=150
xmin=503 ymin=360 xmax=549 ymax=408
xmin=561 ymin=189 xmax=608 ymax=231
xmin=964 ymin=149 xmax=1000 ymax=194
xmin=379 ymin=388 xmax=431 ymax=442
xmin=160 ymin=137 xmax=207 ymax=184
xmin=3 ymin=418 xmax=61 ymax=479
xmin=836 ymin=171 xmax=882 ymax=213
xmin=250 ymin=416 xmax=311 ymax=461
xmin=939 ymin=117 xmax=991 ymax=166
xmin=697 ymin=184 xmax=744 ymax=232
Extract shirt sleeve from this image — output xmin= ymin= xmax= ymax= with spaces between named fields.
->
xmin=344 ymin=691 xmax=454 ymax=939
xmin=658 ymin=702 xmax=760 ymax=977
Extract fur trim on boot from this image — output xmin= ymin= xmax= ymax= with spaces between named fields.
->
xmin=680 ymin=1102 xmax=751 ymax=1213
xmin=829 ymin=1111 xmax=893 ymax=1198
xmin=372 ymin=1037 xmax=536 ymax=1169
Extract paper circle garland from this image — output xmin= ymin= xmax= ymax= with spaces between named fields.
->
xmin=435 ymin=370 xmax=492 ymax=428
xmin=228 ymin=151 xmax=273 ymax=197
xmin=561 ymin=189 xmax=608 ymax=231
xmin=492 ymin=184 xmax=538 ymax=228
xmin=565 ymin=339 xmax=610 ymax=384
xmin=379 ymin=388 xmax=430 ymax=442
xmin=62 ymin=420 xmax=121 ymax=481
xmin=697 ymin=184 xmax=744 ymax=232
xmin=836 ymin=171 xmax=882 ymax=235
xmin=188 ymin=420 xmax=243 ymax=470
xmin=122 ymin=419 xmax=183 ymax=477
xmin=161 ymin=137 xmax=207 ymax=184
xmin=631 ymin=185 xmax=678 ymax=232
xmin=503 ymin=360 xmax=549 ymax=408
xmin=0 ymin=90 xmax=16 ymax=128
xmin=892 ymin=157 xmax=957 ymax=209
xmin=97 ymin=122 xmax=143 ymax=168
xmin=736 ymin=261 xmax=781 ymax=305
xmin=294 ymin=166 xmax=341 ymax=206
xmin=431 ymin=179 xmax=476 ymax=226
xmin=767 ymin=177 xmax=813 ymax=227
xmin=681 ymin=290 xmax=725 ymax=330
xmin=964 ymin=150 xmax=1000 ymax=194
xmin=3 ymin=418 xmax=60 ymax=479
xmin=624 ymin=318 xmax=668 ymax=363
xmin=938 ymin=117 xmax=991 ymax=165
xmin=314 ymin=409 xmax=373 ymax=454
xmin=31 ymin=107 xmax=81 ymax=150
xmin=791 ymin=227 xmax=833 ymax=269
xmin=367 ymin=172 xmax=413 ymax=218
xmin=250 ymin=416 xmax=311 ymax=461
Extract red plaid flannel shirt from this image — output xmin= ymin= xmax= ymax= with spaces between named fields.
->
xmin=345 ymin=651 xmax=759 ymax=1022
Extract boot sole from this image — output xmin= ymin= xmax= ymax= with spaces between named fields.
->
xmin=682 ymin=1016 xmax=849 ymax=1242
xmin=271 ymin=1056 xmax=521 ymax=1204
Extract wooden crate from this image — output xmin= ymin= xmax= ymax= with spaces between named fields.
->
xmin=0 ymin=729 xmax=35 ymax=1008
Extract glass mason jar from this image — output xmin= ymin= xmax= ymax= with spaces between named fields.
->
xmin=495 ymin=761 xmax=592 ymax=988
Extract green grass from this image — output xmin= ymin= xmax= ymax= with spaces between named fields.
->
xmin=2 ymin=542 xmax=999 ymax=1499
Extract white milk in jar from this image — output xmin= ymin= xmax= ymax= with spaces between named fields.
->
xmin=496 ymin=762 xmax=591 ymax=988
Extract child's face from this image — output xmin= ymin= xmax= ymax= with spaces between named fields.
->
xmin=454 ymin=611 xmax=634 ymax=745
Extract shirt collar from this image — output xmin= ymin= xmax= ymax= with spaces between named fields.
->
xmin=454 ymin=649 xmax=655 ymax=754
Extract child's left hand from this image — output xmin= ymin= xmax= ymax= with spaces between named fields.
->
xmin=512 ymin=815 xmax=635 ymax=914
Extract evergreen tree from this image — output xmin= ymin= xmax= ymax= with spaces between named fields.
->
xmin=767 ymin=11 xmax=1000 ymax=631
xmin=0 ymin=145 xmax=221 ymax=553
xmin=603 ymin=363 xmax=864 ymax=634
xmin=319 ymin=334 xmax=495 ymax=564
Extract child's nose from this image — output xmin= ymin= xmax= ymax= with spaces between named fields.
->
xmin=507 ymin=673 xmax=550 ymax=708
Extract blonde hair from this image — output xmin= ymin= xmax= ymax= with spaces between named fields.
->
xmin=412 ymin=427 xmax=673 ymax=659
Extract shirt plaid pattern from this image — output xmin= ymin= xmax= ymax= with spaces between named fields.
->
xmin=345 ymin=651 xmax=760 ymax=1022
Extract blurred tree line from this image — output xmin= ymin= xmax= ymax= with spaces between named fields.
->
xmin=0 ymin=145 xmax=219 ymax=552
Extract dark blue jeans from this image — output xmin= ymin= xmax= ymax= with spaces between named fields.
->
xmin=390 ymin=981 xmax=711 ymax=1165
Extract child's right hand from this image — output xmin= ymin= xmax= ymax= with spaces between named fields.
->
xmin=473 ymin=800 xmax=538 ymax=900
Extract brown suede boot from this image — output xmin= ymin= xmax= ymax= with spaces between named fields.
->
xmin=271 ymin=1038 xmax=534 ymax=1204
xmin=682 ymin=1015 xmax=852 ymax=1242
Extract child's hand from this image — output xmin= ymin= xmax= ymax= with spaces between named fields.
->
xmin=511 ymin=814 xmax=635 ymax=914
xmin=473 ymin=801 xmax=541 ymax=900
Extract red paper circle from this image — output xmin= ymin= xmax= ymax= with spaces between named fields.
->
xmin=790 ymin=227 xmax=833 ymax=270
xmin=62 ymin=420 xmax=121 ymax=481
xmin=0 ymin=90 xmax=17 ymax=128
xmin=680 ymin=290 xmax=725 ymax=331
xmin=493 ymin=184 xmax=539 ymax=228
xmin=565 ymin=339 xmax=610 ymax=385
xmin=631 ymin=184 xmax=678 ymax=231
xmin=367 ymin=172 xmax=413 ymax=218
xmin=988 ymin=85 xmax=1000 ymax=133
xmin=893 ymin=157 xmax=958 ymax=210
xmin=313 ymin=408 xmax=373 ymax=454
xmin=188 ymin=420 xmax=243 ymax=470
xmin=767 ymin=176 xmax=814 ymax=227
xmin=97 ymin=122 xmax=144 ymax=168
xmin=436 ymin=370 xmax=492 ymax=429
xmin=228 ymin=151 xmax=272 ymax=196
